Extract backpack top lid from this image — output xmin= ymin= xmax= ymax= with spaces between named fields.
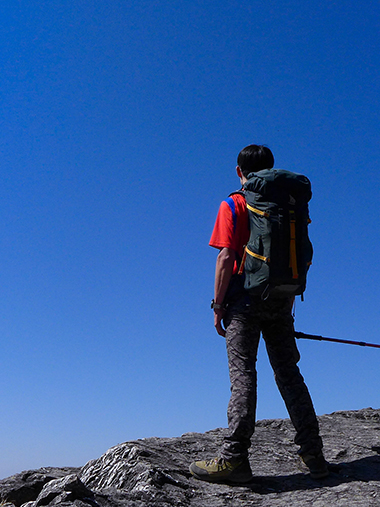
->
xmin=244 ymin=169 xmax=312 ymax=205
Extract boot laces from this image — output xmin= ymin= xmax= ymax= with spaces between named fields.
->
xmin=205 ymin=457 xmax=229 ymax=471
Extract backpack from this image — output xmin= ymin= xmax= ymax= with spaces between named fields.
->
xmin=236 ymin=169 xmax=313 ymax=299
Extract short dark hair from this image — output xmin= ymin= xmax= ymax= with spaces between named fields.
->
xmin=237 ymin=144 xmax=274 ymax=177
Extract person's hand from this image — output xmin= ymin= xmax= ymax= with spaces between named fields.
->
xmin=214 ymin=308 xmax=226 ymax=337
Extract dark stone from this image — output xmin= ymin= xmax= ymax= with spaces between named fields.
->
xmin=0 ymin=468 xmax=80 ymax=507
xmin=34 ymin=474 xmax=94 ymax=506
xmin=1 ymin=408 xmax=380 ymax=506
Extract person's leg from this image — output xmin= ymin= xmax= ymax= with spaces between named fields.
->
xmin=189 ymin=300 xmax=258 ymax=482
xmin=260 ymin=298 xmax=328 ymax=478
xmin=221 ymin=312 xmax=261 ymax=461
xmin=261 ymin=299 xmax=323 ymax=457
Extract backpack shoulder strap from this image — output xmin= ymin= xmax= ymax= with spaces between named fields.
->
xmin=228 ymin=189 xmax=246 ymax=198
xmin=224 ymin=190 xmax=246 ymax=234
xmin=226 ymin=191 xmax=247 ymax=276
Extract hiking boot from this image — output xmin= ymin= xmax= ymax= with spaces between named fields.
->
xmin=301 ymin=452 xmax=329 ymax=479
xmin=189 ymin=457 xmax=253 ymax=483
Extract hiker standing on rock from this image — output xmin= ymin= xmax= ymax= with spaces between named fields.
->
xmin=189 ymin=144 xmax=329 ymax=483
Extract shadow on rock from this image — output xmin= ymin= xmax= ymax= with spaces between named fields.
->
xmin=230 ymin=455 xmax=380 ymax=494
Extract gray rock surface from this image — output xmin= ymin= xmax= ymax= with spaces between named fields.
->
xmin=1 ymin=408 xmax=380 ymax=506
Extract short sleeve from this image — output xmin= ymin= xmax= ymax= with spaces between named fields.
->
xmin=209 ymin=194 xmax=249 ymax=264
xmin=209 ymin=199 xmax=238 ymax=251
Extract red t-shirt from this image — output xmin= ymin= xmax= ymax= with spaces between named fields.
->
xmin=209 ymin=193 xmax=249 ymax=272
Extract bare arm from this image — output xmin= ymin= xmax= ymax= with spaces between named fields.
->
xmin=213 ymin=247 xmax=236 ymax=337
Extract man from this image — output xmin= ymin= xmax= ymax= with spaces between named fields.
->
xmin=189 ymin=144 xmax=328 ymax=483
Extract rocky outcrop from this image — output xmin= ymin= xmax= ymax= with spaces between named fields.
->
xmin=1 ymin=408 xmax=380 ymax=506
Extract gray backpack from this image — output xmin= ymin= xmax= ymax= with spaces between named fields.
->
xmin=238 ymin=169 xmax=313 ymax=299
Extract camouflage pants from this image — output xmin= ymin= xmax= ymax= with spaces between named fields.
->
xmin=221 ymin=295 xmax=323 ymax=460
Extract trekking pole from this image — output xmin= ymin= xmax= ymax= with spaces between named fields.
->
xmin=295 ymin=331 xmax=380 ymax=349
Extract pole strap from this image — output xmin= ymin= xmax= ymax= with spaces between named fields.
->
xmin=238 ymin=247 xmax=247 ymax=275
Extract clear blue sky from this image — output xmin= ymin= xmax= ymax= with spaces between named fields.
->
xmin=1 ymin=0 xmax=379 ymax=480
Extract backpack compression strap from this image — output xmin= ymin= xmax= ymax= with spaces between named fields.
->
xmin=237 ymin=246 xmax=269 ymax=276
xmin=246 ymin=203 xmax=269 ymax=217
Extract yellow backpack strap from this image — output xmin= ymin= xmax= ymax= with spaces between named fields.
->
xmin=246 ymin=246 xmax=270 ymax=264
xmin=246 ymin=203 xmax=270 ymax=217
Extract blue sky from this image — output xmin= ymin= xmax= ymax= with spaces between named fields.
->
xmin=1 ymin=0 xmax=379 ymax=479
